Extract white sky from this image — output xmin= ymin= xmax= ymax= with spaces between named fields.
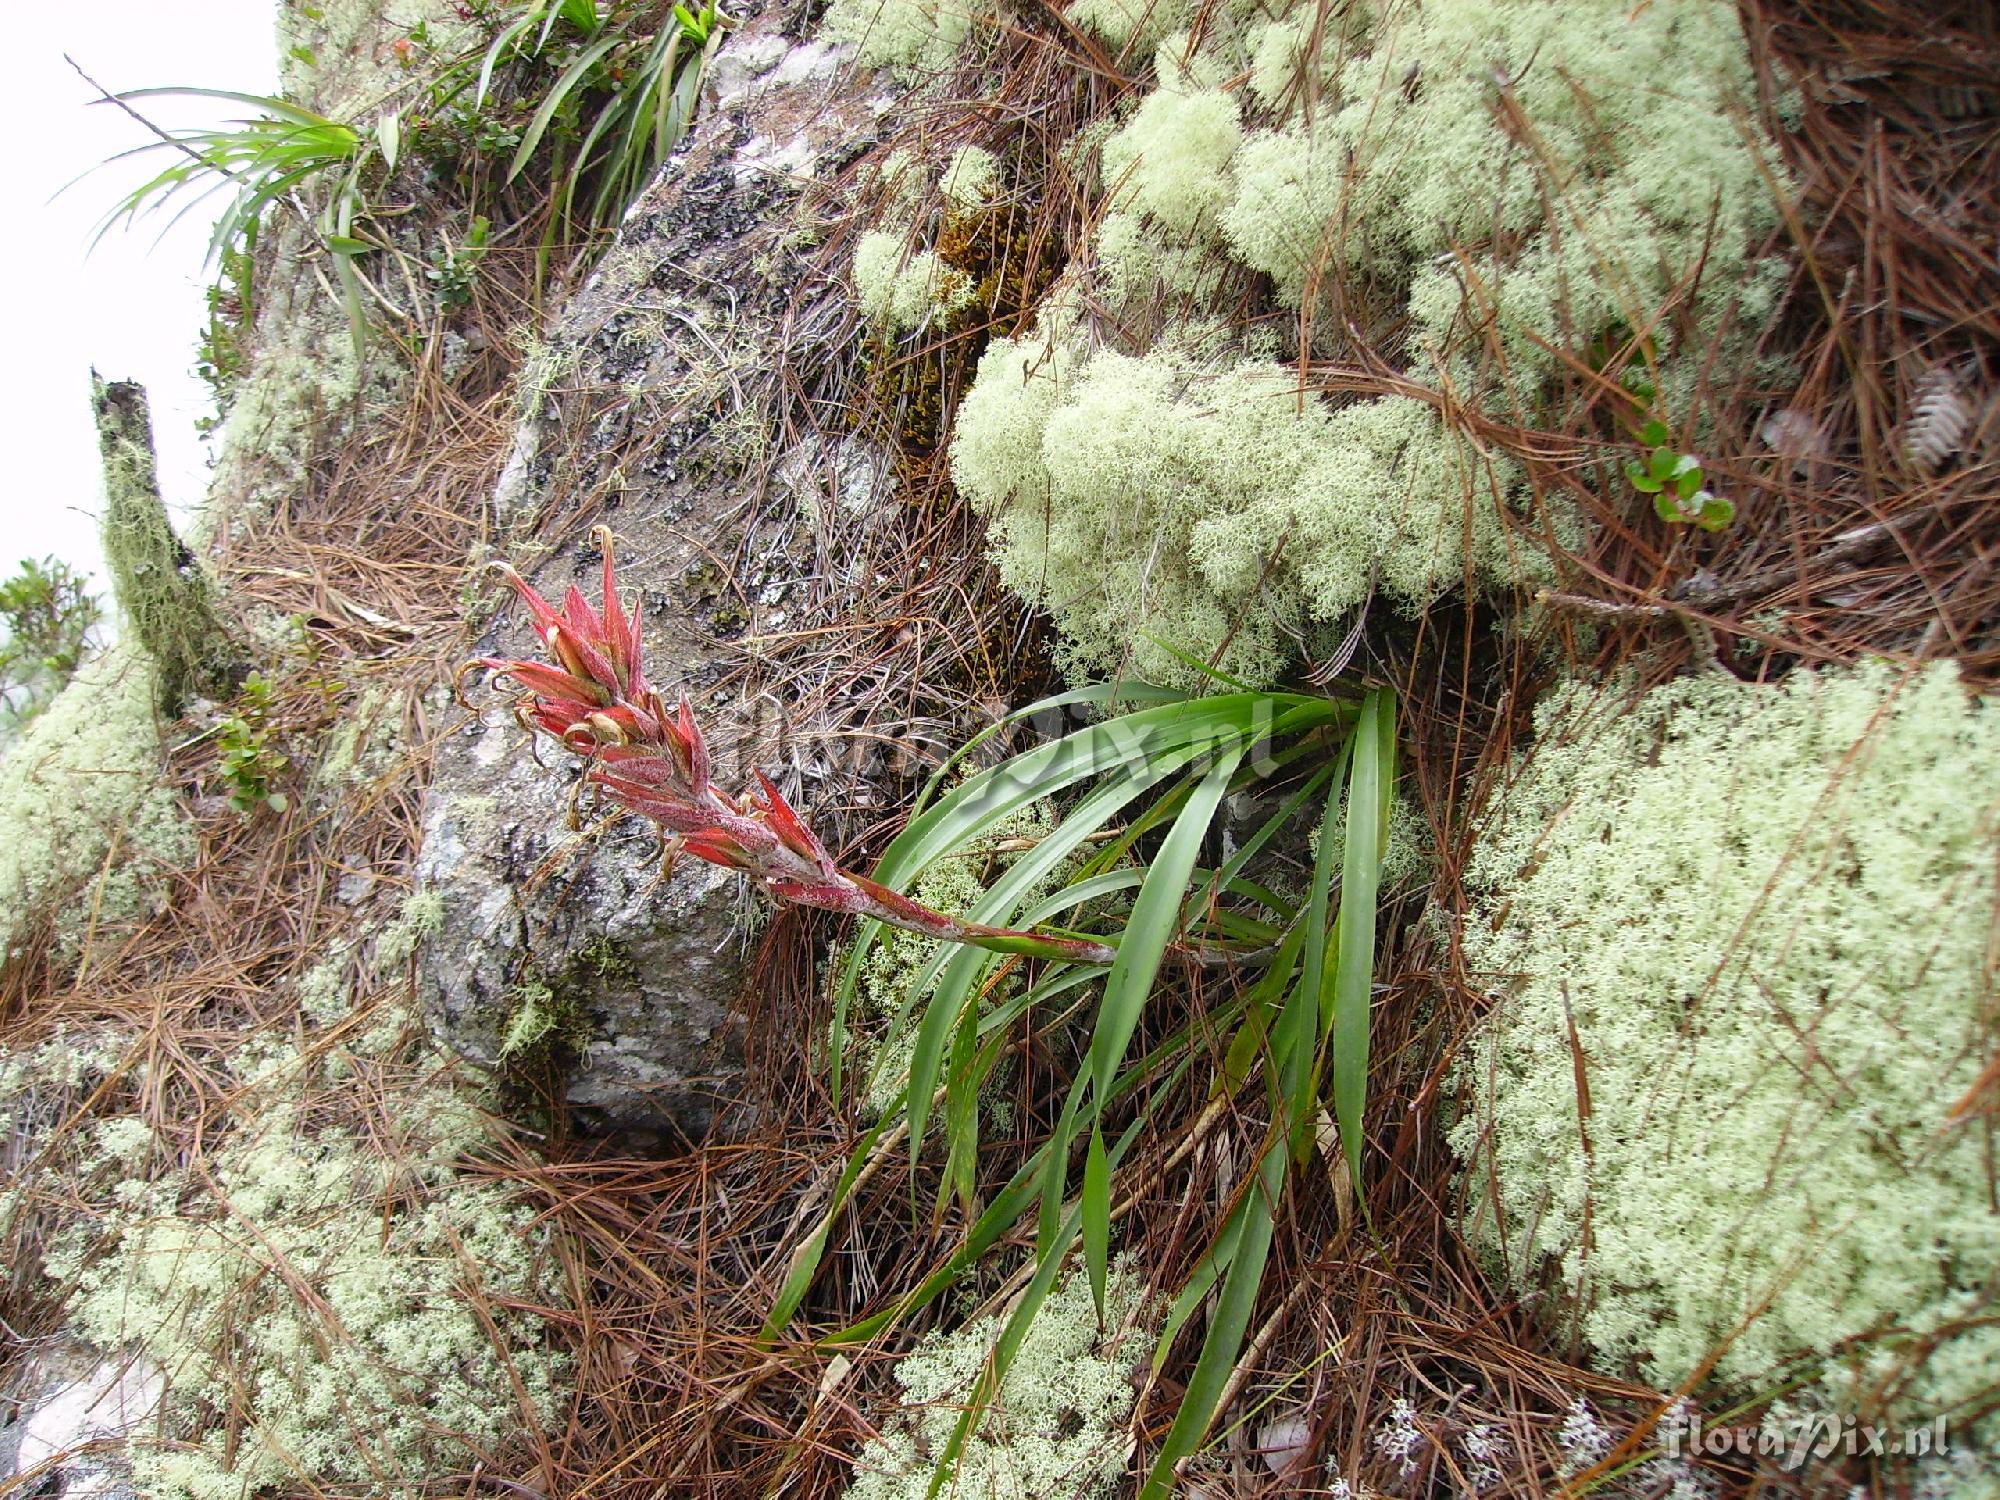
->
xmin=1 ymin=2 xmax=276 ymax=595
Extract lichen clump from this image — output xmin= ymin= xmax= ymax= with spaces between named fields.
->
xmin=823 ymin=0 xmax=992 ymax=76
xmin=1221 ymin=0 xmax=1788 ymax=406
xmin=48 ymin=1049 xmax=564 ymax=1500
xmin=951 ymin=0 xmax=1786 ymax=687
xmin=0 ymin=641 xmax=194 ymax=964
xmin=853 ymin=229 xmax=974 ymax=334
xmin=1453 ymin=661 xmax=2000 ymax=1437
xmin=954 ymin=324 xmax=1540 ymax=686
xmin=844 ymin=1261 xmax=1150 ymax=1499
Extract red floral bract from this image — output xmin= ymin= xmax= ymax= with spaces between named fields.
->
xmin=474 ymin=530 xmax=1118 ymax=964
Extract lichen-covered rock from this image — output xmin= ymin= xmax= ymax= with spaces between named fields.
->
xmin=417 ymin=718 xmax=751 ymax=1145
xmin=0 ymin=1344 xmax=162 ymax=1500
xmin=418 ymin=13 xmax=893 ymax=1144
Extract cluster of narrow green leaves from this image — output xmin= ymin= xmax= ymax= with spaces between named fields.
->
xmin=90 ymin=0 xmax=726 ymax=354
xmin=90 ymin=89 xmax=381 ymax=346
xmin=765 ymin=682 xmax=1396 ymax=1498
xmin=475 ymin=0 xmax=726 ymax=245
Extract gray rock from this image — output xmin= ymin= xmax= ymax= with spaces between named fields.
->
xmin=417 ymin=9 xmax=889 ymax=1146
xmin=706 ymin=30 xmax=795 ymax=112
xmin=2 ymin=1347 xmax=161 ymax=1500
xmin=416 ymin=710 xmax=752 ymax=1147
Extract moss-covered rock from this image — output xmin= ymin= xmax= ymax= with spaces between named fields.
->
xmin=1454 ymin=661 xmax=2000 ymax=1440
xmin=420 ymin=10 xmax=892 ymax=1145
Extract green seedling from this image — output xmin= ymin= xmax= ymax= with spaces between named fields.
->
xmin=1628 ymin=419 xmax=1734 ymax=532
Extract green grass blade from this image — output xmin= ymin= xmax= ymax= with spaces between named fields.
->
xmin=905 ymin=682 xmax=1190 ymax=820
xmin=1186 ymin=761 xmax=1337 ymax=925
xmin=941 ymin=1002 xmax=981 ymax=1215
xmin=1329 ymin=687 xmax=1393 ymax=1186
xmin=1217 ymin=921 xmax=1308 ymax=1096
xmin=476 ymin=13 xmax=538 ymax=104
xmin=760 ymin=1105 xmax=901 ymax=1339
xmin=835 ymin=710 xmax=1237 ymax=1109
xmin=1087 ymin=743 xmax=1245 ymax=1104
xmin=1136 ymin=633 xmax=1259 ymax=692
xmin=1138 ymin=1141 xmax=1286 ymax=1498
xmin=1083 ymin=1123 xmax=1110 ymax=1317
xmin=973 ymin=964 xmax=1096 ymax=1040
xmin=924 ymin=1204 xmax=1081 ymax=1500
xmin=818 ymin=1025 xmax=1199 ymax=1349
xmin=116 ymin=87 xmax=353 ymax=135
xmin=509 ymin=33 xmax=623 ymax=181
xmin=1150 ymin=1190 xmax=1249 ymax=1375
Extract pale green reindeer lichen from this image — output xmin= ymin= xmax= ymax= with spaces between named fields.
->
xmin=47 ymin=1050 xmax=564 ymax=1500
xmin=1101 ymin=71 xmax=1238 ymax=237
xmin=939 ymin=145 xmax=1001 ymax=215
xmin=824 ymin=0 xmax=993 ymax=77
xmin=1064 ymin=0 xmax=1195 ymax=53
xmin=953 ymin=333 xmax=1550 ymax=687
xmin=844 ymin=1260 xmax=1151 ymax=1499
xmin=1219 ymin=0 xmax=1789 ymax=407
xmin=853 ymin=229 xmax=975 ymax=333
xmin=1454 ymin=660 xmax=2000 ymax=1442
xmin=952 ymin=0 xmax=1784 ymax=686
xmin=0 ymin=641 xmax=195 ymax=965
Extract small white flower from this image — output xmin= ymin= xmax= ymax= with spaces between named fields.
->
xmin=1558 ymin=1396 xmax=1612 ymax=1477
xmin=1373 ymin=1396 xmax=1425 ymax=1477
xmin=1460 ymin=1422 xmax=1505 ymax=1490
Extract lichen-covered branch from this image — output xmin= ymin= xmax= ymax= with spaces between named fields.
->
xmin=92 ymin=375 xmax=243 ymax=713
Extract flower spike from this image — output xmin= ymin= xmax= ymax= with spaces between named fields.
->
xmin=471 ymin=539 xmax=1123 ymax=966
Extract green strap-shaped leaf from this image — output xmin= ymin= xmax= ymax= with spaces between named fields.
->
xmin=1137 ymin=1136 xmax=1287 ymax=1498
xmin=508 ymin=33 xmax=624 ymax=181
xmin=1087 ymin=743 xmax=1246 ymax=1105
xmin=1083 ymin=1123 xmax=1110 ymax=1318
xmin=1330 ymin=687 xmax=1394 ymax=1187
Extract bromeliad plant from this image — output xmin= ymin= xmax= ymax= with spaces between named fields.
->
xmin=473 ymin=532 xmax=1127 ymax=965
xmin=473 ymin=0 xmax=727 ymax=244
xmin=88 ymin=0 xmax=728 ymax=353
xmin=475 ymin=535 xmax=1398 ymax=1499
xmin=84 ymin=84 xmax=402 ymax=352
